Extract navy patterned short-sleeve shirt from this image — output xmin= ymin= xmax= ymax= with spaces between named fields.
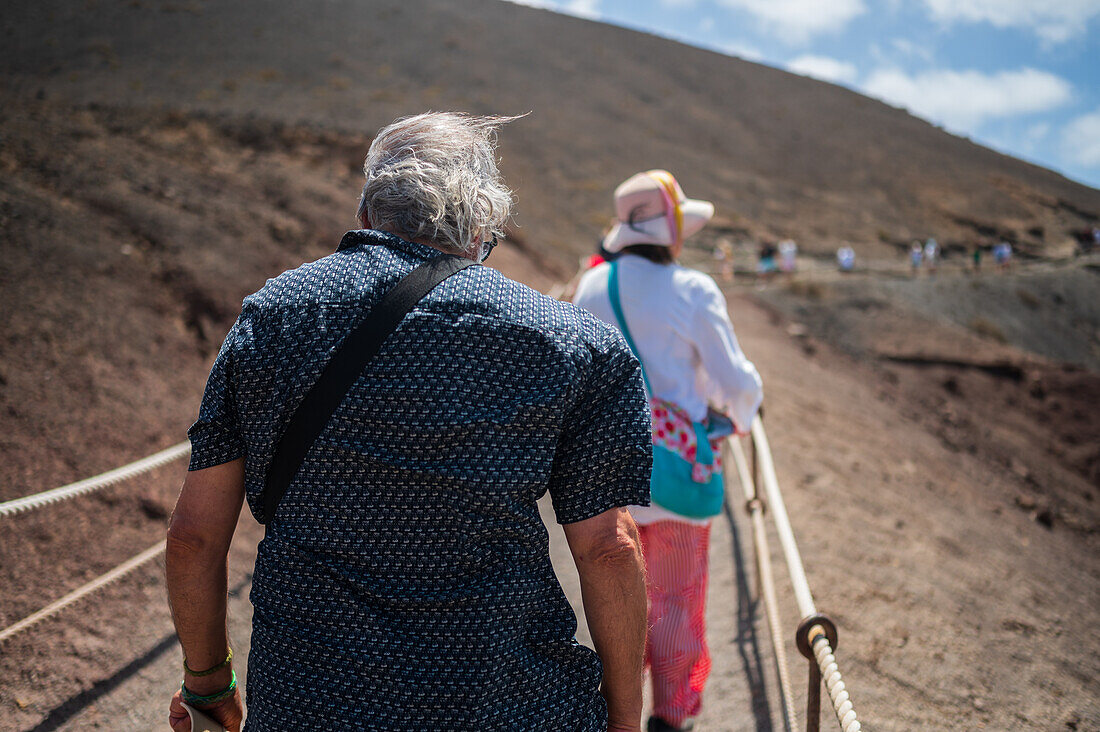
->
xmin=188 ymin=229 xmax=652 ymax=731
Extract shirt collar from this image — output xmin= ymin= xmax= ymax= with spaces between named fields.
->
xmin=337 ymin=229 xmax=441 ymax=261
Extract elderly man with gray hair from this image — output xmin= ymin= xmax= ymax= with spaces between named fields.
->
xmin=165 ymin=112 xmax=652 ymax=732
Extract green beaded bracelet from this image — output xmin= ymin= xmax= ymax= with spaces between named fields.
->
xmin=181 ymin=670 xmax=237 ymax=707
xmin=184 ymin=647 xmax=233 ymax=677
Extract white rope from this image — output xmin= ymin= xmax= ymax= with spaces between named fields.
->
xmin=729 ymin=438 xmax=799 ymax=732
xmin=749 ymin=417 xmax=816 ymax=618
xmin=812 ymin=630 xmax=862 ymax=732
xmin=737 ymin=417 xmax=864 ymax=730
xmin=0 ymin=541 xmax=165 ymax=643
xmin=0 ymin=442 xmax=190 ymax=518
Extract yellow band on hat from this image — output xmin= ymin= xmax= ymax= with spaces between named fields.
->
xmin=646 ymin=170 xmax=684 ymax=246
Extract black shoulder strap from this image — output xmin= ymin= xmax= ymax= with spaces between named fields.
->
xmin=262 ymin=254 xmax=477 ymax=525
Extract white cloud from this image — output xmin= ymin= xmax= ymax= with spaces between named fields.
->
xmin=717 ymin=40 xmax=765 ymax=61
xmin=922 ymin=0 xmax=1100 ymax=44
xmin=499 ymin=0 xmax=557 ymax=8
xmin=500 ymin=0 xmax=599 ymax=16
xmin=1025 ymin=122 xmax=1051 ymax=143
xmin=1063 ymin=108 xmax=1100 ymax=167
xmin=786 ymin=55 xmax=858 ymax=84
xmin=717 ymin=0 xmax=866 ymax=42
xmin=699 ymin=16 xmax=715 ymax=33
xmin=890 ymin=38 xmax=933 ymax=63
xmin=562 ymin=0 xmax=600 ymax=18
xmin=862 ymin=67 xmax=1073 ymax=130
xmin=1008 ymin=122 xmax=1052 ymax=154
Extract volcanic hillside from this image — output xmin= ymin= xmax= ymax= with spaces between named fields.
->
xmin=1 ymin=1 xmax=1099 ymax=730
xmin=3 ymin=0 xmax=1099 ymax=262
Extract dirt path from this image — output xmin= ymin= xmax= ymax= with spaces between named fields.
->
xmin=725 ymin=292 xmax=1099 ymax=730
xmin=3 ymin=491 xmax=784 ymax=731
xmin=3 ymin=289 xmax=1097 ymax=731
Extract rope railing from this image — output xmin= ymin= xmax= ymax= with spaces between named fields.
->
xmin=0 ymin=443 xmax=189 ymax=641
xmin=809 ymin=627 xmax=860 ymax=732
xmin=0 ymin=441 xmax=190 ymax=518
xmin=728 ymin=415 xmax=862 ymax=732
xmin=0 ymin=541 xmax=165 ymax=643
xmin=2 ymin=399 xmax=862 ymax=731
xmin=748 ymin=419 xmax=816 ymax=616
xmin=729 ymin=437 xmax=799 ymax=731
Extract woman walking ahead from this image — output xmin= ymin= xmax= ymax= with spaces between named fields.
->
xmin=574 ymin=171 xmax=763 ymax=732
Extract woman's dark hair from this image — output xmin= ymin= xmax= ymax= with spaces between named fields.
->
xmin=620 ymin=244 xmax=674 ymax=265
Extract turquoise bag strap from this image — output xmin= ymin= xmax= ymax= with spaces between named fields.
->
xmin=692 ymin=421 xmax=714 ymax=467
xmin=609 ymin=261 xmax=715 ymax=469
xmin=607 ymin=260 xmax=653 ymax=396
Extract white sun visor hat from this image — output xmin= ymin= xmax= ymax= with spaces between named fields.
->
xmin=602 ymin=170 xmax=715 ymax=253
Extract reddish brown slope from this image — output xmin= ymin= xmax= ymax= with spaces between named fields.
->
xmin=2 ymin=0 xmax=1097 ymax=262
xmin=1 ymin=1 xmax=1098 ymax=729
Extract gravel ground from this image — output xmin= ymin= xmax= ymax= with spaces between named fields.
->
xmin=5 ymin=290 xmax=1097 ymax=731
xmin=1 ymin=494 xmax=783 ymax=731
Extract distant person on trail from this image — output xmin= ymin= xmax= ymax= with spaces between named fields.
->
xmin=556 ymin=221 xmax=620 ymax=301
xmin=909 ymin=241 xmax=923 ymax=274
xmin=924 ymin=237 xmax=938 ymax=273
xmin=712 ymin=238 xmax=734 ymax=282
xmin=994 ymin=241 xmax=1013 ymax=271
xmin=166 ymin=112 xmax=652 ymax=732
xmin=778 ymin=239 xmax=797 ymax=274
xmin=757 ymin=241 xmax=778 ymax=281
xmin=590 ymin=219 xmax=621 ymax=269
xmin=574 ymin=170 xmax=764 ymax=732
xmin=972 ymin=245 xmax=982 ymax=272
xmin=1075 ymin=226 xmax=1100 ymax=255
xmin=837 ymin=245 xmax=855 ymax=272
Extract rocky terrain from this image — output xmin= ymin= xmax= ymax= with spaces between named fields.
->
xmin=1 ymin=1 xmax=1098 ymax=730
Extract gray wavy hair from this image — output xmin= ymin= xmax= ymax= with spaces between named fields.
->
xmin=357 ymin=112 xmax=520 ymax=257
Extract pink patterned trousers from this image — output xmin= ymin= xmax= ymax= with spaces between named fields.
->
xmin=638 ymin=520 xmax=712 ymax=727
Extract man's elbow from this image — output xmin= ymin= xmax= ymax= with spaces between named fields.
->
xmin=165 ymin=517 xmax=220 ymax=566
xmin=575 ymin=525 xmax=643 ymax=570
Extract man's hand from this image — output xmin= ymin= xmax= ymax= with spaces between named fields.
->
xmin=562 ymin=507 xmax=647 ymax=732
xmin=168 ymin=687 xmax=243 ymax=732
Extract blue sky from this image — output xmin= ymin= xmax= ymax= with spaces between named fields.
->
xmin=509 ymin=0 xmax=1100 ymax=190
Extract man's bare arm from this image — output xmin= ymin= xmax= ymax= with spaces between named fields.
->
xmin=165 ymin=459 xmax=245 ymax=731
xmin=563 ymin=507 xmax=647 ymax=732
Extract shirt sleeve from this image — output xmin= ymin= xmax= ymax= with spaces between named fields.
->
xmin=547 ymin=327 xmax=653 ymax=524
xmin=690 ymin=276 xmax=764 ymax=434
xmin=187 ymin=309 xmax=250 ymax=470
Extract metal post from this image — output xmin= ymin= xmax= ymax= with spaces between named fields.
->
xmin=806 ymin=654 xmax=822 ymax=732
xmin=796 ymin=616 xmax=839 ymax=732
xmin=751 ymin=432 xmax=760 ymax=497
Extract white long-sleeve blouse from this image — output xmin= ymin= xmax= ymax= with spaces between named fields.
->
xmin=574 ymin=255 xmax=764 ymax=525
xmin=574 ymin=254 xmax=763 ymax=430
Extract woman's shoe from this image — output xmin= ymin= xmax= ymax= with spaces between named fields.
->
xmin=647 ymin=716 xmax=694 ymax=732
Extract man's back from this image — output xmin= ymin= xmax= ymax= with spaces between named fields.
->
xmin=187 ymin=229 xmax=651 ymax=730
